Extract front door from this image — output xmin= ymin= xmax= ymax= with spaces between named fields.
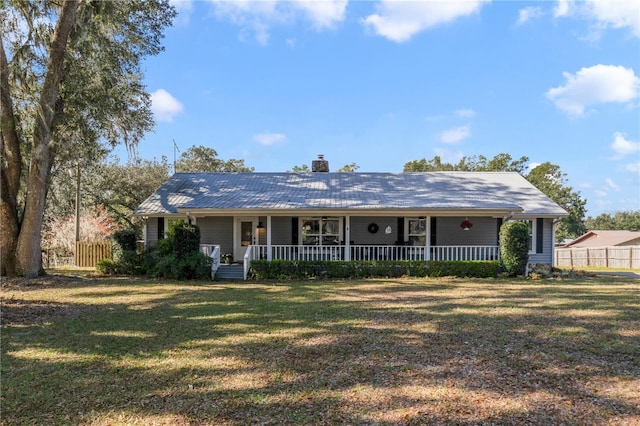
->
xmin=235 ymin=217 xmax=258 ymax=261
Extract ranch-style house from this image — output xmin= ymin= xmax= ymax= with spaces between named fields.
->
xmin=134 ymin=156 xmax=568 ymax=279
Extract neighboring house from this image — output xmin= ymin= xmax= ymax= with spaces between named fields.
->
xmin=562 ymin=230 xmax=640 ymax=248
xmin=133 ymin=157 xmax=567 ymax=274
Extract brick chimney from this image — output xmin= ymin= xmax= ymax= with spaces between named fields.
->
xmin=311 ymin=154 xmax=329 ymax=172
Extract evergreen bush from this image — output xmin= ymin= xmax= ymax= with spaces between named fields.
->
xmin=499 ymin=221 xmax=530 ymax=276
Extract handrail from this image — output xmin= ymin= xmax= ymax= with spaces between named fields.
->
xmin=250 ymin=244 xmax=500 ymax=262
xmin=201 ymin=244 xmax=221 ymax=279
xmin=243 ymin=245 xmax=253 ymax=281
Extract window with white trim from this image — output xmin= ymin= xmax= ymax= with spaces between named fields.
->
xmin=300 ymin=217 xmax=341 ymax=245
xmin=405 ymin=217 xmax=426 ymax=246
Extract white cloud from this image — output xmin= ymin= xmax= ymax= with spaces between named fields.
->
xmin=626 ymin=161 xmax=640 ymax=173
xmin=170 ymin=0 xmax=193 ymax=25
xmin=585 ymin=0 xmax=640 ymax=38
xmin=440 ymin=125 xmax=471 ymax=144
xmin=611 ymin=132 xmax=640 ymax=157
xmin=361 ymin=0 xmax=490 ymax=43
xmin=545 ymin=64 xmax=640 ymax=116
xmin=454 ymin=108 xmax=476 ymax=118
xmin=210 ymin=0 xmax=347 ymax=45
xmin=605 ymin=178 xmax=620 ymax=191
xmin=553 ymin=0 xmax=574 ymax=18
xmin=517 ymin=6 xmax=543 ymax=26
xmin=254 ymin=132 xmax=287 ymax=146
xmin=150 ymin=89 xmax=184 ymax=122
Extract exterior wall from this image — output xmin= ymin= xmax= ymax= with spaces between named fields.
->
xmin=436 ymin=217 xmax=497 ymax=246
xmin=528 ymin=218 xmax=553 ymax=264
xmin=269 ymin=216 xmax=293 ymax=245
xmin=198 ymin=216 xmax=233 ymax=254
xmin=146 ymin=218 xmax=159 ymax=245
xmin=350 ymin=216 xmax=397 ymax=245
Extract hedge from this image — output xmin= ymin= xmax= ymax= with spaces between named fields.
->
xmin=249 ymin=260 xmax=500 ymax=280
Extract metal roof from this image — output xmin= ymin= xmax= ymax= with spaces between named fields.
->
xmin=133 ymin=172 xmax=568 ymax=217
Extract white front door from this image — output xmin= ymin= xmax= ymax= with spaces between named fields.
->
xmin=235 ymin=217 xmax=259 ymax=261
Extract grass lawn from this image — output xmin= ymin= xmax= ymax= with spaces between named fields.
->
xmin=1 ymin=274 xmax=639 ymax=425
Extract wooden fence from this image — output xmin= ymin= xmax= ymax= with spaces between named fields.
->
xmin=555 ymin=246 xmax=640 ymax=269
xmin=75 ymin=241 xmax=112 ymax=267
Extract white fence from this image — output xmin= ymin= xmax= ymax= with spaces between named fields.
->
xmin=251 ymin=245 xmax=500 ymax=262
xmin=555 ymin=246 xmax=640 ymax=269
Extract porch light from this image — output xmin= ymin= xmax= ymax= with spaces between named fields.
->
xmin=460 ymin=218 xmax=473 ymax=231
xmin=257 ymin=222 xmax=264 ymax=229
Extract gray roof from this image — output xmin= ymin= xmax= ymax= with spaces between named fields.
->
xmin=134 ymin=172 xmax=568 ymax=217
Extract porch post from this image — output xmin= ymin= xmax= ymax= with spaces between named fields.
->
xmin=345 ymin=216 xmax=351 ymax=261
xmin=267 ymin=216 xmax=272 ymax=261
xmin=142 ymin=218 xmax=148 ymax=248
xmin=425 ymin=215 xmax=431 ymax=261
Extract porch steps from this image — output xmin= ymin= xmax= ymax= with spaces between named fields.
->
xmin=215 ymin=264 xmax=244 ymax=280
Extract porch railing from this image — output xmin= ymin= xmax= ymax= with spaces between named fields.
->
xmin=250 ymin=245 xmax=499 ymax=262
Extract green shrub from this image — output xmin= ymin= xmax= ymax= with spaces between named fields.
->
xmin=249 ymin=260 xmax=500 ymax=280
xmin=499 ymin=221 xmax=530 ymax=276
xmin=96 ymin=258 xmax=120 ymax=275
xmin=168 ymin=221 xmax=200 ymax=258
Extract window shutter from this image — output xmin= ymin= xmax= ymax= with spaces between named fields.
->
xmin=430 ymin=217 xmax=437 ymax=246
xmin=536 ymin=218 xmax=544 ymax=254
xmin=157 ymin=217 xmax=164 ymax=240
xmin=397 ymin=217 xmax=404 ymax=244
xmin=291 ymin=217 xmax=299 ymax=245
xmin=496 ymin=218 xmax=503 ymax=245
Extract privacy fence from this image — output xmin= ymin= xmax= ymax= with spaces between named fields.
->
xmin=75 ymin=241 xmax=112 ymax=268
xmin=555 ymin=246 xmax=640 ymax=269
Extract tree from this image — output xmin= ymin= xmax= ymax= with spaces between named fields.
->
xmin=585 ymin=211 xmax=640 ymax=231
xmin=175 ymin=145 xmax=254 ymax=172
xmin=526 ymin=162 xmax=586 ymax=241
xmin=402 ymin=153 xmax=587 ymax=241
xmin=1 ymin=1 xmax=175 ymax=276
xmin=336 ymin=162 xmax=360 ymax=172
xmin=287 ymin=162 xmax=360 ymax=172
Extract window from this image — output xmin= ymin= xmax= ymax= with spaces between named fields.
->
xmin=406 ymin=217 xmax=426 ymax=246
xmin=518 ymin=219 xmax=536 ymax=254
xmin=301 ymin=217 xmax=341 ymax=245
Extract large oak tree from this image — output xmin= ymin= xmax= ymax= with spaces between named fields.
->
xmin=1 ymin=1 xmax=175 ymax=276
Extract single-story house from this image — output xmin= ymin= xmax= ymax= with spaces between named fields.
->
xmin=562 ymin=230 xmax=640 ymax=248
xmin=133 ymin=157 xmax=568 ymax=278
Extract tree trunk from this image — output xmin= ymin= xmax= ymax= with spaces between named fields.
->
xmin=14 ymin=0 xmax=80 ymax=277
xmin=0 ymin=37 xmax=22 ymax=276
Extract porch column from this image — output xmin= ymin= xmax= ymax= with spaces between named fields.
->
xmin=425 ymin=215 xmax=431 ymax=261
xmin=142 ymin=218 xmax=148 ymax=248
xmin=344 ymin=216 xmax=351 ymax=261
xmin=267 ymin=216 xmax=272 ymax=261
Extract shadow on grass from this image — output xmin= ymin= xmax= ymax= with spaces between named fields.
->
xmin=2 ymin=277 xmax=639 ymax=425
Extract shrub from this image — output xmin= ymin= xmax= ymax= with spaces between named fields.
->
xmin=249 ymin=260 xmax=500 ymax=280
xmin=96 ymin=259 xmax=119 ymax=275
xmin=111 ymin=229 xmax=138 ymax=262
xmin=499 ymin=221 xmax=530 ymax=276
xmin=168 ymin=221 xmax=200 ymax=258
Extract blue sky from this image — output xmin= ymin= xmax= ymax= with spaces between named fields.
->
xmin=126 ymin=0 xmax=639 ymax=218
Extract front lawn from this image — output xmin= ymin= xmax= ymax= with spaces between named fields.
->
xmin=1 ymin=275 xmax=639 ymax=425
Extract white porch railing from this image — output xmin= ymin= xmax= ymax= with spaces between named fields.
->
xmin=250 ymin=245 xmax=499 ymax=262
xmin=200 ymin=244 xmax=221 ymax=279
